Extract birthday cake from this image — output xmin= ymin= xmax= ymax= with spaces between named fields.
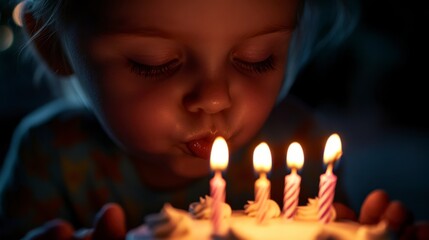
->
xmin=127 ymin=135 xmax=391 ymax=239
xmin=126 ymin=196 xmax=391 ymax=240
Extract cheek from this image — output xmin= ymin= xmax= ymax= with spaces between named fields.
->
xmin=97 ymin=86 xmax=179 ymax=154
xmin=65 ymin=45 xmax=178 ymax=153
xmin=230 ymin=73 xmax=284 ymax=149
xmin=101 ymin=98 xmax=167 ymax=145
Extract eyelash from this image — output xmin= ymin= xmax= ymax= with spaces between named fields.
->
xmin=129 ymin=56 xmax=275 ymax=79
xmin=234 ymin=56 xmax=276 ymax=74
xmin=130 ymin=59 xmax=180 ymax=79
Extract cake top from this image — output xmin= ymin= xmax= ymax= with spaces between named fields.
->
xmin=127 ymin=197 xmax=392 ymax=240
xmin=189 ymin=195 xmax=232 ymax=219
xmin=295 ymin=198 xmax=336 ymax=221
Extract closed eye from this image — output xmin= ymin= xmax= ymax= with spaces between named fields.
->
xmin=233 ymin=56 xmax=275 ymax=74
xmin=129 ymin=59 xmax=181 ymax=79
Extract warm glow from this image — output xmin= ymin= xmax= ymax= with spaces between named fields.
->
xmin=253 ymin=142 xmax=272 ymax=173
xmin=13 ymin=1 xmax=25 ymax=27
xmin=286 ymin=142 xmax=304 ymax=169
xmin=210 ymin=136 xmax=229 ymax=171
xmin=323 ymin=133 xmax=343 ymax=164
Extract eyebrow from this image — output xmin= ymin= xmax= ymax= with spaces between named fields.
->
xmin=102 ymin=26 xmax=172 ymax=38
xmin=246 ymin=25 xmax=295 ymax=38
xmin=103 ymin=24 xmax=295 ymax=39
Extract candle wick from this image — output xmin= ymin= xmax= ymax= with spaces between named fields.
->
xmin=291 ymin=168 xmax=297 ymax=175
xmin=215 ymin=171 xmax=222 ymax=178
xmin=326 ymin=163 xmax=334 ymax=175
xmin=260 ymin=172 xmax=267 ymax=180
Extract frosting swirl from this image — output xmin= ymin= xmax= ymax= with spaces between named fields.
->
xmin=144 ymin=203 xmax=192 ymax=239
xmin=188 ymin=195 xmax=232 ymax=219
xmin=294 ymin=198 xmax=336 ymax=222
xmin=243 ymin=199 xmax=281 ymax=218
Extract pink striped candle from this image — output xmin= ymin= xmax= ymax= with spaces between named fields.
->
xmin=283 ymin=170 xmax=301 ymax=219
xmin=283 ymin=142 xmax=304 ymax=219
xmin=317 ymin=168 xmax=337 ymax=223
xmin=210 ymin=171 xmax=226 ymax=234
xmin=255 ymin=173 xmax=270 ymax=223
xmin=210 ymin=137 xmax=229 ymax=236
xmin=317 ymin=133 xmax=342 ymax=224
xmin=253 ymin=142 xmax=272 ymax=224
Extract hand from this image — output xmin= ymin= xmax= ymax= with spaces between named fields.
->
xmin=23 ymin=203 xmax=126 ymax=240
xmin=360 ymin=189 xmax=429 ymax=240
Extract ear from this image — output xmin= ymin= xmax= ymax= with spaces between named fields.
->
xmin=22 ymin=10 xmax=73 ymax=76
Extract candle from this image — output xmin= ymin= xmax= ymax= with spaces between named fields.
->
xmin=253 ymin=142 xmax=272 ymax=224
xmin=283 ymin=142 xmax=304 ymax=219
xmin=318 ymin=133 xmax=343 ymax=223
xmin=210 ymin=136 xmax=229 ymax=235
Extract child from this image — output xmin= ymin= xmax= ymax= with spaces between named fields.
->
xmin=0 ymin=0 xmax=426 ymax=239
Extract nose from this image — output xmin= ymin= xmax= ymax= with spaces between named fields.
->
xmin=183 ymin=78 xmax=232 ymax=114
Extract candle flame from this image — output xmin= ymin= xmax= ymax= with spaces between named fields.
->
xmin=210 ymin=136 xmax=229 ymax=171
xmin=253 ymin=142 xmax=272 ymax=173
xmin=286 ymin=142 xmax=304 ymax=169
xmin=323 ymin=133 xmax=343 ymax=164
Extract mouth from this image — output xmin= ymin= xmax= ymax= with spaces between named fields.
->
xmin=186 ymin=135 xmax=217 ymax=160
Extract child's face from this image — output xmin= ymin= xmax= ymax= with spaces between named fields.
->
xmin=60 ymin=0 xmax=298 ymax=178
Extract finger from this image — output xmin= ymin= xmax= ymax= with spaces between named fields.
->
xmin=359 ymin=189 xmax=390 ymax=224
xmin=382 ymin=201 xmax=413 ymax=234
xmin=23 ymin=219 xmax=74 ymax=240
xmin=415 ymin=222 xmax=429 ymax=240
xmin=333 ymin=202 xmax=357 ymax=221
xmin=400 ymin=225 xmax=416 ymax=240
xmin=92 ymin=203 xmax=126 ymax=240
xmin=400 ymin=222 xmax=429 ymax=240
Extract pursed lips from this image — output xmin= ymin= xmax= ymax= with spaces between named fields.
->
xmin=186 ymin=136 xmax=215 ymax=160
xmin=185 ymin=130 xmax=230 ymax=160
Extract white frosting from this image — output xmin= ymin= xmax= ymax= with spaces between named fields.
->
xmin=127 ymin=201 xmax=391 ymax=240
xmin=355 ymin=221 xmax=391 ymax=240
xmin=188 ymin=195 xmax=232 ymax=219
xmin=228 ymin=214 xmax=391 ymax=240
xmin=143 ymin=203 xmax=192 ymax=239
xmin=294 ymin=198 xmax=336 ymax=222
xmin=243 ymin=199 xmax=281 ymax=218
xmin=314 ymin=220 xmax=391 ymax=240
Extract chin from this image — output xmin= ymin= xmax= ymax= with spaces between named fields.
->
xmin=171 ymin=155 xmax=211 ymax=179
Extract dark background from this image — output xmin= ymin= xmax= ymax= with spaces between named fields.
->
xmin=289 ymin=1 xmax=429 ymax=220
xmin=1 ymin=0 xmax=429 ymax=219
